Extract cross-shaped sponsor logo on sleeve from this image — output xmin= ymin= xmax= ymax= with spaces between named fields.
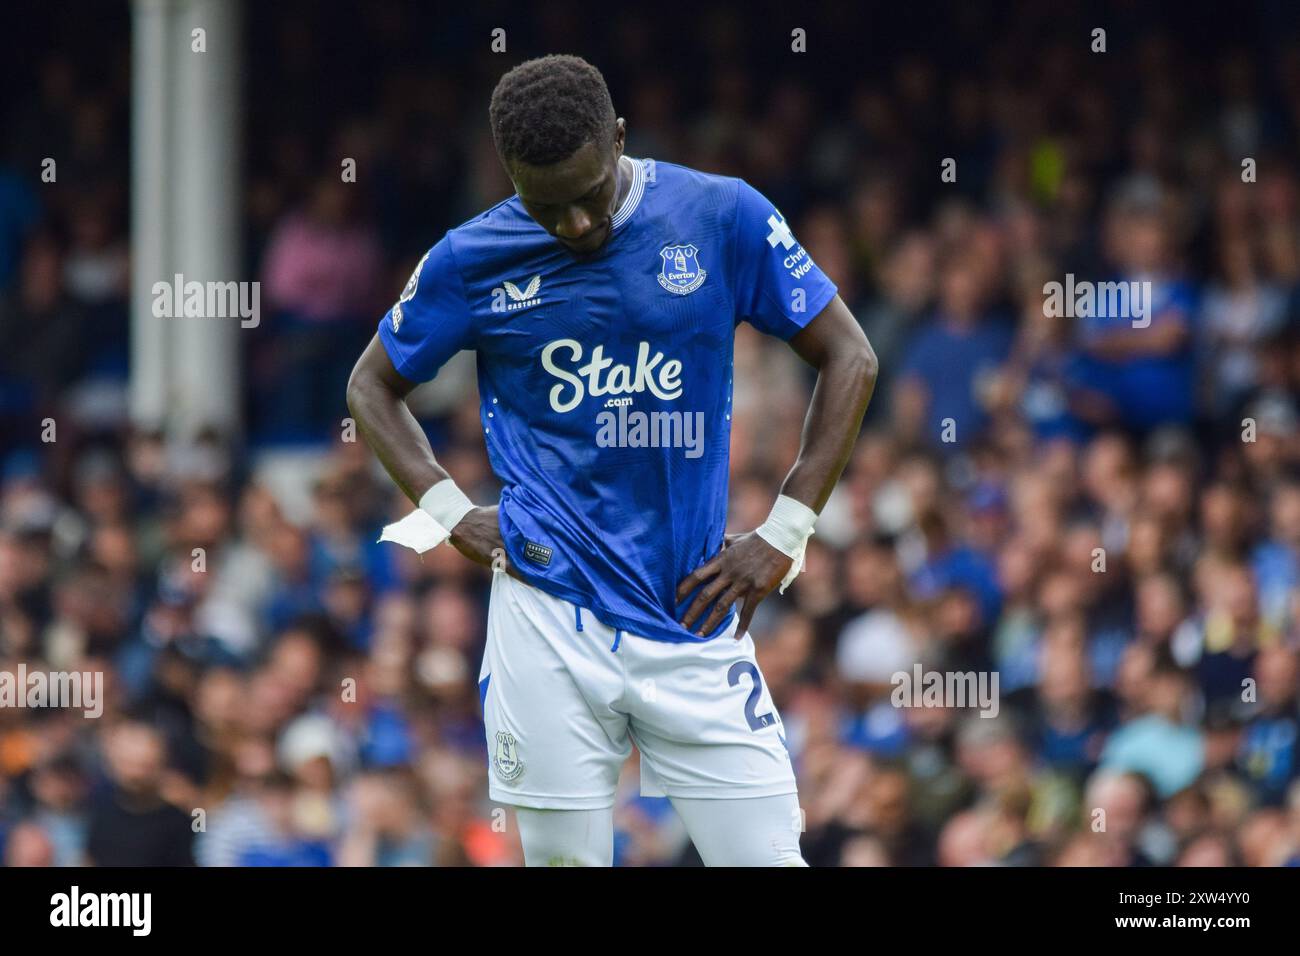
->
xmin=765 ymin=213 xmax=796 ymax=250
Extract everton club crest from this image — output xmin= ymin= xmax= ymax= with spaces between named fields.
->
xmin=492 ymin=730 xmax=524 ymax=782
xmin=658 ymin=243 xmax=707 ymax=295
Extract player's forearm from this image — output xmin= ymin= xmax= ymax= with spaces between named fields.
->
xmin=348 ymin=381 xmax=448 ymax=504
xmin=779 ymin=337 xmax=877 ymax=513
xmin=346 ymin=351 xmax=448 ymax=505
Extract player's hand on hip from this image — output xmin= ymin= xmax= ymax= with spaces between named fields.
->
xmin=448 ymin=505 xmax=516 ymax=578
xmin=676 ymin=532 xmax=792 ymax=638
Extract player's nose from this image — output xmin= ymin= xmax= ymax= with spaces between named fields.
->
xmin=555 ymin=207 xmax=594 ymax=240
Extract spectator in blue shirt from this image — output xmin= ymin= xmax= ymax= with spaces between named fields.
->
xmin=894 ymin=251 xmax=1013 ymax=450
xmin=1073 ymin=178 xmax=1198 ymax=433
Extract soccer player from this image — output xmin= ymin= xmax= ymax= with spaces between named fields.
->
xmin=347 ymin=54 xmax=877 ymax=866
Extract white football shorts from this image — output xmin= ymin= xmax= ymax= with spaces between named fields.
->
xmin=478 ymin=569 xmax=798 ymax=809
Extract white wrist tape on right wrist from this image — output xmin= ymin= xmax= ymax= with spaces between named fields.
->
xmin=418 ymin=478 xmax=475 ymax=534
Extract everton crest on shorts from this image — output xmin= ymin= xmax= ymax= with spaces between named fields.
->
xmin=492 ymin=730 xmax=524 ymax=782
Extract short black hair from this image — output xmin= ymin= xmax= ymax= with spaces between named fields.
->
xmin=489 ymin=54 xmax=616 ymax=168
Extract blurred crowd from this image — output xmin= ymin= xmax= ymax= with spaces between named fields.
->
xmin=2 ymin=1 xmax=1300 ymax=866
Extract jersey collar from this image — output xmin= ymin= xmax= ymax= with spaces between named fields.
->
xmin=610 ymin=155 xmax=647 ymax=232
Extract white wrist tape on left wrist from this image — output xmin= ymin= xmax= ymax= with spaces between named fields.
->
xmin=755 ymin=495 xmax=818 ymax=593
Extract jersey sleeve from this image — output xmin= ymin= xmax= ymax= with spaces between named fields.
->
xmin=377 ymin=234 xmax=475 ymax=383
xmin=730 ymin=179 xmax=838 ymax=339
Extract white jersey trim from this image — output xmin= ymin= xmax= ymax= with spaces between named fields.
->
xmin=610 ymin=155 xmax=648 ymax=231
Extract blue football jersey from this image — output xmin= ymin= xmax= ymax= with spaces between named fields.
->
xmin=379 ymin=157 xmax=838 ymax=642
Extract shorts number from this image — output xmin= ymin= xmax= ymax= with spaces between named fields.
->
xmin=727 ymin=661 xmax=775 ymax=731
